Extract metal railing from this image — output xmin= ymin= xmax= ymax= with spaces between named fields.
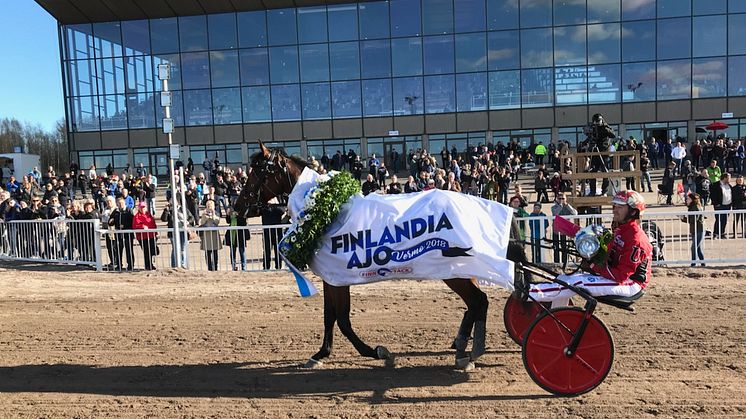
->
xmin=0 ymin=209 xmax=744 ymax=271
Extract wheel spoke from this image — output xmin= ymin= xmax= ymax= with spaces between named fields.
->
xmin=579 ymin=341 xmax=609 ymax=351
xmin=573 ymin=353 xmax=601 ymax=375
xmin=534 ymin=354 xmax=563 ymax=375
xmin=531 ymin=340 xmax=564 ymax=351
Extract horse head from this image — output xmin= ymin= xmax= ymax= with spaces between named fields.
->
xmin=234 ymin=141 xmax=303 ymax=218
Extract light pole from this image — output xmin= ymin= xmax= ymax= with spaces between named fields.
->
xmin=158 ymin=63 xmax=182 ymax=268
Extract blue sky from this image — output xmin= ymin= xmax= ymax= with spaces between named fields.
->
xmin=0 ymin=2 xmax=63 ymax=132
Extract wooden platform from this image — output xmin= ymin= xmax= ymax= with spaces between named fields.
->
xmin=563 ymin=150 xmax=641 ymax=208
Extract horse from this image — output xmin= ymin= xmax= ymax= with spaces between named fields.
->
xmin=235 ymin=141 xmax=527 ymax=369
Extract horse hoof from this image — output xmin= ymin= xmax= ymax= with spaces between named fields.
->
xmin=376 ymin=346 xmax=395 ymax=368
xmin=302 ymin=358 xmax=323 ymax=369
xmin=463 ymin=361 xmax=476 ymax=372
xmin=455 ymin=355 xmax=472 ymax=370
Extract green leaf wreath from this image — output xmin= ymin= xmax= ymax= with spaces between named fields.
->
xmin=281 ymin=171 xmax=361 ymax=270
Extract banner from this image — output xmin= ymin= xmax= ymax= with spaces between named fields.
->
xmin=284 ymin=169 xmax=516 ymax=295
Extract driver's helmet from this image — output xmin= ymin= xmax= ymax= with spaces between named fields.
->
xmin=612 ymin=190 xmax=646 ymax=214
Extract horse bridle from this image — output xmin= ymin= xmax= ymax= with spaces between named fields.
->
xmin=243 ymin=149 xmax=294 ymax=217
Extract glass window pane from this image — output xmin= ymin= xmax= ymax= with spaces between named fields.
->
xmin=455 ymin=0 xmax=486 ymax=33
xmin=658 ymin=18 xmax=691 ymax=60
xmin=423 ymin=0 xmax=454 ymax=35
xmin=729 ymin=14 xmax=746 ymax=55
xmin=332 ymin=81 xmax=362 ymax=118
xmin=269 ymin=46 xmax=299 ymax=84
xmin=271 ymin=84 xmax=301 ymax=121
xmin=208 ymin=13 xmax=238 ymax=50
xmin=69 ymin=59 xmax=98 ymax=96
xmin=361 ymin=40 xmax=391 ymax=78
xmin=693 ymin=16 xmax=726 ymax=57
xmin=731 ymin=0 xmax=746 ymax=13
xmin=328 ymin=4 xmax=359 ymax=41
xmin=521 ymin=28 xmax=553 ymax=68
xmin=299 ymin=44 xmax=330 ymax=82
xmin=521 ymin=0 xmax=552 ymax=28
xmin=622 ymin=61 xmax=656 ymax=101
xmin=488 ymin=30 xmax=520 ymax=70
xmin=554 ymin=0 xmax=586 ymax=25
xmin=489 ymin=70 xmax=520 ymax=109
xmin=100 ymin=95 xmax=127 ymax=130
xmin=212 ymin=87 xmax=242 ymax=124
xmin=267 ymin=9 xmax=297 ymax=46
xmin=589 ymin=63 xmax=621 ymax=103
xmin=393 ymin=77 xmax=424 ymax=115
xmin=392 ymin=37 xmax=423 ymax=76
xmin=556 ymin=66 xmax=588 ymax=105
xmin=154 ymin=54 xmax=181 ymax=90
xmin=96 ymin=57 xmax=125 ymax=95
xmin=521 ymin=68 xmax=553 ymax=107
xmin=487 ymin=0 xmax=519 ymax=30
xmin=181 ymin=52 xmax=210 ymax=89
xmin=622 ymin=20 xmax=655 ymax=62
xmin=693 ymin=0 xmax=727 ymax=14
xmin=588 ymin=23 xmax=620 ymax=64
xmin=179 ymin=16 xmax=208 ymax=52
xmin=363 ymin=79 xmax=393 ymax=116
xmin=239 ymin=48 xmax=269 ymax=86
xmin=360 ymin=1 xmax=390 ymax=39
xmin=658 ymin=0 xmax=692 ymax=18
xmin=391 ymin=0 xmax=422 ymax=37
xmin=127 ymin=92 xmax=155 ymax=129
xmin=126 ymin=56 xmax=153 ymax=93
xmin=238 ymin=11 xmax=267 ymax=47
xmin=156 ymin=90 xmax=183 ymax=126
xmin=66 ymin=24 xmax=94 ymax=60
xmin=93 ymin=22 xmax=122 ymax=58
xmin=456 ymin=72 xmax=488 ymax=111
xmin=423 ymin=35 xmax=454 ymax=74
xmin=184 ymin=89 xmax=213 ymax=126
xmin=622 ymin=0 xmax=655 ymax=20
xmin=657 ymin=59 xmax=691 ymax=100
xmin=210 ymin=50 xmax=239 ymax=88
xmin=425 ymin=74 xmax=455 ymax=113
xmin=329 ymin=42 xmax=360 ymax=80
xmin=302 ymin=82 xmax=331 ymax=119
xmin=151 ymin=18 xmax=179 ymax=54
xmin=242 ymin=86 xmax=271 ymax=122
xmin=554 ymin=25 xmax=587 ymax=66
xmin=122 ymin=20 xmax=150 ymax=56
xmin=456 ymin=33 xmax=487 ymax=72
xmin=72 ymin=96 xmax=99 ymax=131
xmin=588 ymin=0 xmax=621 ymax=23
xmin=728 ymin=56 xmax=746 ymax=96
xmin=298 ymin=6 xmax=328 ymax=44
xmin=692 ymin=57 xmax=726 ymax=98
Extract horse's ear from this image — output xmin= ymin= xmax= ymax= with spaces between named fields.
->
xmin=259 ymin=140 xmax=271 ymax=158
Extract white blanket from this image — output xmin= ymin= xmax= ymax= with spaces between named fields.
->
xmin=283 ymin=168 xmax=515 ymax=296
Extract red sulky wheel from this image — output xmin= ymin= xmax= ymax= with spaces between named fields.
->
xmin=503 ymin=294 xmax=546 ymax=345
xmin=522 ymin=307 xmax=614 ymax=397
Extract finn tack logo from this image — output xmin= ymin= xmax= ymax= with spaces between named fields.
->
xmin=329 ymin=213 xmax=472 ymax=269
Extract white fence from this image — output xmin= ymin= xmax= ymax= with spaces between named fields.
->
xmin=0 ymin=209 xmax=744 ymax=271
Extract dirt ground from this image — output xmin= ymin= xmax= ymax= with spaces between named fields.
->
xmin=0 ymin=263 xmax=745 ymax=418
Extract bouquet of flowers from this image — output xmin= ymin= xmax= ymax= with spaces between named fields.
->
xmin=281 ymin=171 xmax=360 ymax=270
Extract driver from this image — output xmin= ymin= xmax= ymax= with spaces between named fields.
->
xmin=517 ymin=190 xmax=652 ymax=307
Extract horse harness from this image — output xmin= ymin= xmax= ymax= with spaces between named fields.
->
xmin=244 ymin=149 xmax=294 ymax=216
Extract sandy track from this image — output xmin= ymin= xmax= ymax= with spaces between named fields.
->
xmin=0 ymin=262 xmax=745 ymax=418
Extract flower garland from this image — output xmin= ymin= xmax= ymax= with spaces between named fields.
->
xmin=281 ymin=171 xmax=361 ymax=270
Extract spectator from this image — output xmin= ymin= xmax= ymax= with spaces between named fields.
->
xmin=534 ymin=141 xmax=547 ymax=165
xmin=695 ymin=168 xmax=712 ymax=208
xmin=385 ymin=175 xmax=402 ymax=194
xmin=691 ymin=139 xmax=703 ymax=169
xmin=261 ymin=200 xmax=285 ymax=270
xmin=711 ymin=172 xmax=733 ymax=239
xmin=109 ymin=197 xmax=135 ymax=271
xmin=509 ymin=196 xmax=529 ymax=239
xmin=528 ymin=202 xmax=548 ymax=263
xmin=639 ymin=151 xmax=652 ymax=192
xmin=680 ymin=193 xmax=705 ymax=267
xmin=362 ymin=174 xmax=379 ymax=196
xmin=734 ymin=140 xmax=745 ymax=175
xmin=671 ymin=141 xmax=687 ymax=176
xmin=198 ymin=199 xmax=222 ymax=271
xmin=133 ymin=202 xmax=158 ymax=270
xmin=534 ymin=171 xmax=549 ymax=203
xmin=161 ymin=197 xmax=195 ymax=268
xmin=121 ymin=188 xmax=135 ymax=209
xmin=681 ymin=160 xmax=696 ymax=197
xmin=660 ymin=161 xmax=676 ymax=205
xmin=443 ymin=172 xmax=461 ymax=193
xmin=377 ymin=163 xmax=388 ymax=188
xmin=423 ymin=178 xmax=436 ymax=191
xmin=100 ymin=196 xmax=117 ymax=269
xmin=622 ymin=155 xmax=636 ymax=191
xmin=706 ymin=159 xmax=722 ymax=183
xmin=551 ymin=193 xmax=577 ymax=266
xmin=368 ymin=154 xmax=380 ymax=182
xmin=733 ymin=175 xmax=746 ymax=238
xmin=404 ymin=175 xmax=420 ymax=193
xmin=225 ymin=208 xmax=249 ymax=271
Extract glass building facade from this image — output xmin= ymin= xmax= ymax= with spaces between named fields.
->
xmin=56 ymin=0 xmax=746 ymax=167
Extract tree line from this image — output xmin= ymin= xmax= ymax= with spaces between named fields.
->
xmin=0 ymin=117 xmax=69 ymax=173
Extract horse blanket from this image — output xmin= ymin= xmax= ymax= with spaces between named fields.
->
xmin=282 ymin=168 xmax=515 ymax=297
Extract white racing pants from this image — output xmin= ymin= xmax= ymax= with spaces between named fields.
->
xmin=528 ymin=273 xmax=643 ymax=308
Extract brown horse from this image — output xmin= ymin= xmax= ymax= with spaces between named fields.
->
xmin=235 ymin=142 xmax=526 ymax=369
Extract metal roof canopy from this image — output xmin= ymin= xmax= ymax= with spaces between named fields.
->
xmin=35 ymin=0 xmax=362 ymax=24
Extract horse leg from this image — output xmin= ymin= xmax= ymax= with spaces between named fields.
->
xmin=444 ymin=279 xmax=489 ymax=365
xmin=306 ymin=282 xmax=336 ymax=368
xmin=331 ymin=284 xmax=394 ymax=366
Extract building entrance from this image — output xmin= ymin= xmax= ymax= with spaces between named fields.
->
xmin=384 ymin=142 xmax=404 ymax=174
xmin=149 ymin=153 xmax=168 ymax=178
